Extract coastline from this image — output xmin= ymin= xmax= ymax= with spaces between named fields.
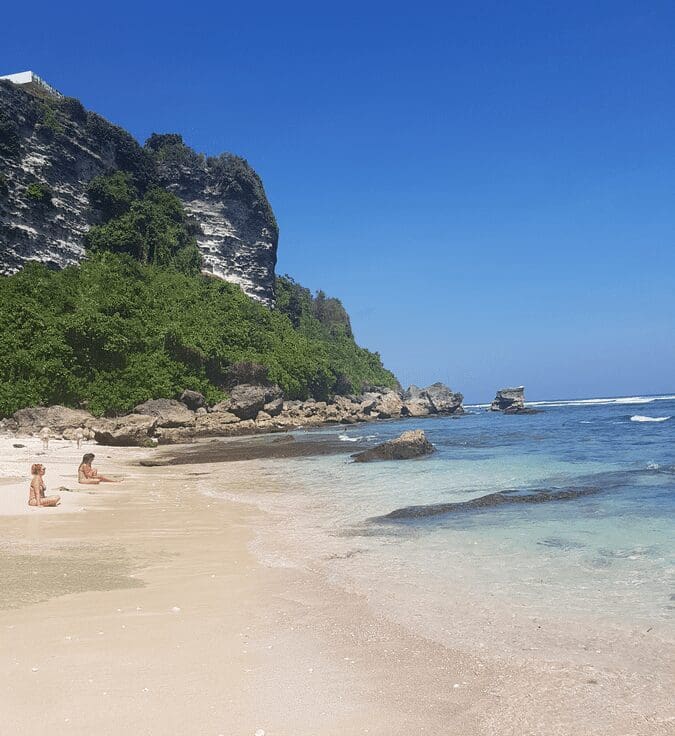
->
xmin=1 ymin=437 xmax=673 ymax=735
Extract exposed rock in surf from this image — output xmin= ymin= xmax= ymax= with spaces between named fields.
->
xmin=371 ymin=486 xmax=600 ymax=522
xmin=490 ymin=386 xmax=540 ymax=414
xmin=490 ymin=386 xmax=525 ymax=411
xmin=352 ymin=429 xmax=435 ymax=463
xmin=424 ymin=383 xmax=464 ymax=414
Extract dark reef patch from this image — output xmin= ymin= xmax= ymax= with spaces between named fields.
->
xmin=370 ymin=486 xmax=601 ymax=523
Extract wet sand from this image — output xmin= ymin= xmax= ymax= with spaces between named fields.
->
xmin=1 ymin=436 xmax=673 ymax=735
xmin=140 ymin=432 xmax=358 ymax=465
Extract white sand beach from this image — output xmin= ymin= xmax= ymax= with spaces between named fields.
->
xmin=0 ymin=436 xmax=673 ymax=735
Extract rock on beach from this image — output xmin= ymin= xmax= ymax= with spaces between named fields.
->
xmin=351 ymin=429 xmax=435 ymax=462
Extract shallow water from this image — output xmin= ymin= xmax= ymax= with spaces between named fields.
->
xmin=207 ymin=395 xmax=675 ymax=653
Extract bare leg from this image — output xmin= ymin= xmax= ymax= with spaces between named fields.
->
xmin=29 ymin=496 xmax=60 ymax=507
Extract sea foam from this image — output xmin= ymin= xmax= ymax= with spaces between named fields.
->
xmin=630 ymin=415 xmax=671 ymax=423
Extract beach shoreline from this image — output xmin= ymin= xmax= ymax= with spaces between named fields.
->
xmin=1 ymin=436 xmax=673 ymax=735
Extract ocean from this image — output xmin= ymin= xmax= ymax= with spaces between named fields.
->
xmin=209 ymin=394 xmax=675 ymax=658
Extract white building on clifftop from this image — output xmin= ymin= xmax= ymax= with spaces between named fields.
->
xmin=0 ymin=71 xmax=62 ymax=98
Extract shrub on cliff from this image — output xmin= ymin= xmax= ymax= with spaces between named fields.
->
xmin=85 ymin=186 xmax=202 ymax=275
xmin=87 ymin=171 xmax=140 ymax=220
xmin=25 ymin=182 xmax=54 ymax=207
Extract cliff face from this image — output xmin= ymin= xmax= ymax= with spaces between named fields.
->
xmin=0 ymin=80 xmax=278 ymax=304
xmin=145 ymin=134 xmax=278 ymax=305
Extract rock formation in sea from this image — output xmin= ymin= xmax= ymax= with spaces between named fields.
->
xmin=0 ymin=77 xmax=277 ymax=305
xmin=370 ymin=485 xmax=601 ymax=522
xmin=351 ymin=430 xmax=435 ymax=462
xmin=490 ymin=386 xmax=541 ymax=415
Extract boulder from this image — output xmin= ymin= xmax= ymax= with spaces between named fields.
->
xmin=359 ymin=392 xmax=380 ymax=413
xmin=372 ymin=390 xmax=403 ymax=418
xmin=155 ymin=427 xmax=196 ymax=445
xmin=352 ymin=430 xmax=435 ymax=462
xmin=133 ymin=399 xmax=196 ymax=427
xmin=94 ymin=415 xmax=157 ymax=447
xmin=256 ymin=411 xmax=272 ymax=422
xmin=403 ymin=385 xmax=426 ymax=400
xmin=12 ymin=405 xmax=98 ymax=435
xmin=401 ymin=395 xmax=434 ymax=417
xmin=215 ymin=384 xmax=283 ymax=420
xmin=490 ymin=387 xmax=526 ymax=412
xmin=401 ymin=383 xmax=464 ymax=416
xmin=263 ymin=396 xmax=284 ymax=417
xmin=424 ymin=383 xmax=464 ymax=414
xmin=194 ymin=412 xmax=241 ymax=436
xmin=179 ymin=389 xmax=206 ymax=411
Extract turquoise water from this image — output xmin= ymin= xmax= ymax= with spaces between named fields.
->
xmin=216 ymin=395 xmax=675 ymax=648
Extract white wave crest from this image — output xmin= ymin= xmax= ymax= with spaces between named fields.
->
xmin=338 ymin=434 xmax=360 ymax=442
xmin=630 ymin=415 xmax=671 ymax=423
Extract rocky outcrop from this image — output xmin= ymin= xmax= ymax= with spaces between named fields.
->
xmin=0 ymin=80 xmax=278 ymax=305
xmin=0 ymin=80 xmax=155 ymax=276
xmin=424 ymin=382 xmax=464 ymax=414
xmin=3 ymin=382 xmax=467 ymax=446
xmin=401 ymin=384 xmax=463 ymax=417
xmin=213 ymin=384 xmax=283 ymax=420
xmin=179 ymin=389 xmax=206 ymax=411
xmin=194 ymin=411 xmax=243 ymax=436
xmin=490 ymin=386 xmax=525 ymax=412
xmin=132 ymin=399 xmax=196 ymax=427
xmin=10 ymin=405 xmax=98 ymax=434
xmin=352 ymin=430 xmax=435 ymax=463
xmin=93 ymin=415 xmax=157 ymax=446
xmin=146 ymin=135 xmax=278 ymax=306
xmin=490 ymin=386 xmax=539 ymax=414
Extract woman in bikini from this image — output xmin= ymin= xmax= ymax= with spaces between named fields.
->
xmin=77 ymin=453 xmax=119 ymax=484
xmin=28 ymin=464 xmax=60 ymax=507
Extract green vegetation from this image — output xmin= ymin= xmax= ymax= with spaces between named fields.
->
xmin=85 ymin=176 xmax=201 ymax=275
xmin=0 ymin=88 xmax=396 ymax=417
xmin=0 ymin=254 xmax=397 ymax=417
xmin=39 ymin=101 xmax=64 ymax=136
xmin=25 ymin=182 xmax=53 ymax=206
xmin=87 ymin=170 xmax=140 ymax=220
xmin=275 ymin=275 xmax=396 ymax=394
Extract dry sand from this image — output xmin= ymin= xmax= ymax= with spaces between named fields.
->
xmin=0 ymin=437 xmax=672 ymax=735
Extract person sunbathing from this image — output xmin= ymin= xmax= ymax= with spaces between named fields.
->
xmin=28 ymin=464 xmax=60 ymax=507
xmin=77 ymin=453 xmax=119 ymax=484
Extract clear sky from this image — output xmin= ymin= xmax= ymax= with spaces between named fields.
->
xmin=3 ymin=1 xmax=674 ymax=401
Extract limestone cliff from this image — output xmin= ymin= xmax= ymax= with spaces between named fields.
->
xmin=0 ymin=79 xmax=278 ymax=304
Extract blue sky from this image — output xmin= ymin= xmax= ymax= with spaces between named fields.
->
xmin=3 ymin=1 xmax=674 ymax=401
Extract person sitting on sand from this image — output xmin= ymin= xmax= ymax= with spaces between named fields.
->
xmin=77 ymin=453 xmax=119 ymax=484
xmin=28 ymin=464 xmax=60 ymax=507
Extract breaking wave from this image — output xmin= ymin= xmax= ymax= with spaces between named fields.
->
xmin=630 ymin=415 xmax=671 ymax=423
xmin=528 ymin=395 xmax=675 ymax=408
